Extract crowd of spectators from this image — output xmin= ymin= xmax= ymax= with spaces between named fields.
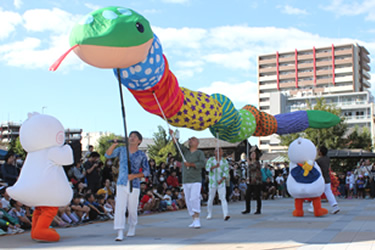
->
xmin=2 ymin=145 xmax=375 ymax=237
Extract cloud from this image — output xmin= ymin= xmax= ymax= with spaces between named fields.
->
xmin=23 ymin=8 xmax=79 ymax=34
xmin=84 ymin=3 xmax=102 ymax=11
xmin=323 ymin=0 xmax=375 ymax=21
xmin=0 ymin=8 xmax=22 ymax=40
xmin=278 ymin=5 xmax=308 ymax=15
xmin=153 ymin=26 xmax=207 ymax=49
xmin=198 ymin=80 xmax=258 ymax=106
xmin=13 ymin=0 xmax=22 ymax=9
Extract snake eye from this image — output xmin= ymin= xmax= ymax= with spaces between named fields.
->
xmin=136 ymin=22 xmax=144 ymax=33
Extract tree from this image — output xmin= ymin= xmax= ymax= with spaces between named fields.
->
xmin=344 ymin=126 xmax=372 ymax=151
xmin=8 ymin=137 xmax=26 ymax=160
xmin=147 ymin=126 xmax=177 ymax=165
xmin=96 ymin=133 xmax=124 ymax=162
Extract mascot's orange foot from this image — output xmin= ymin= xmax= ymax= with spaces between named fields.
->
xmin=32 ymin=228 xmax=60 ymax=242
xmin=292 ymin=209 xmax=304 ymax=217
xmin=313 ymin=208 xmax=328 ymax=217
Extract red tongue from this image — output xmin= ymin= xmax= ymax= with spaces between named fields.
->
xmin=49 ymin=44 xmax=79 ymax=71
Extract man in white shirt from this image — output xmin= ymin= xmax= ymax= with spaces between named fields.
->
xmin=205 ymin=148 xmax=230 ymax=221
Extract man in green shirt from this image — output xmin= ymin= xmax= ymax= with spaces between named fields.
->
xmin=169 ymin=129 xmax=206 ymax=228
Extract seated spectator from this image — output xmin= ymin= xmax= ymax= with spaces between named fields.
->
xmin=238 ymin=178 xmax=247 ymax=201
xmin=0 ymin=188 xmax=11 ymax=212
xmin=84 ymin=193 xmax=106 ymax=221
xmin=1 ymin=151 xmax=19 ymax=186
xmin=96 ymin=194 xmax=113 ymax=219
xmin=0 ymin=202 xmax=24 ymax=234
xmin=70 ymin=194 xmax=90 ymax=222
xmin=174 ymin=189 xmax=185 ymax=209
xmin=167 ymin=170 xmax=180 ymax=188
xmin=103 ymin=195 xmax=115 ymax=219
xmin=68 ymin=162 xmax=86 ymax=186
xmin=139 ymin=189 xmax=160 ymax=214
xmin=230 ymin=186 xmax=241 ymax=202
xmin=58 ymin=205 xmax=80 ymax=226
xmin=262 ymin=177 xmax=276 ymax=200
xmin=96 ymin=179 xmax=114 ymax=200
xmin=161 ymin=189 xmax=177 ymax=211
xmin=8 ymin=199 xmax=32 ymax=230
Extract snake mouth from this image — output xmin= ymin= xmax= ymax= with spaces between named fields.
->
xmin=50 ymin=38 xmax=153 ymax=71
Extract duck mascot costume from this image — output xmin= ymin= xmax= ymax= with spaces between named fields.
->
xmin=287 ymin=137 xmax=328 ymax=217
xmin=6 ymin=113 xmax=74 ymax=242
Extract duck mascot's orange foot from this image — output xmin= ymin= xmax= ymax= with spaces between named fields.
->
xmin=31 ymin=207 xmax=60 ymax=242
xmin=292 ymin=197 xmax=328 ymax=217
xmin=6 ymin=113 xmax=74 ymax=242
xmin=287 ymin=138 xmax=327 ymax=217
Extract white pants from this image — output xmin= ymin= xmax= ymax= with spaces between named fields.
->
xmin=114 ymin=183 xmax=140 ymax=230
xmin=324 ymin=183 xmax=338 ymax=207
xmin=309 ymin=183 xmax=338 ymax=209
xmin=207 ymin=185 xmax=228 ymax=218
xmin=183 ymin=182 xmax=201 ymax=216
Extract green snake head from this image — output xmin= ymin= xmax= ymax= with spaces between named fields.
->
xmin=50 ymin=6 xmax=154 ymax=70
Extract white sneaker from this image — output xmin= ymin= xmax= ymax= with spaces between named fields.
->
xmin=193 ymin=219 xmax=200 ymax=229
xmin=331 ymin=205 xmax=340 ymax=214
xmin=127 ymin=225 xmax=136 ymax=237
xmin=206 ymin=214 xmax=212 ymax=220
xmin=307 ymin=207 xmax=314 ymax=213
xmin=115 ymin=229 xmax=124 ymax=241
xmin=188 ymin=221 xmax=195 ymax=228
xmin=15 ymin=228 xmax=24 ymax=233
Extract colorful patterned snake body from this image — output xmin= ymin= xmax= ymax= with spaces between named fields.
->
xmin=50 ymin=6 xmax=340 ymax=143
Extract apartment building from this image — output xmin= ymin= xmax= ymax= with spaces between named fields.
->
xmin=258 ymin=43 xmax=373 ymax=152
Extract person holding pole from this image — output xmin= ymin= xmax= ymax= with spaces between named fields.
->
xmin=169 ymin=129 xmax=206 ymax=228
xmin=205 ymin=147 xmax=230 ymax=221
xmin=105 ymin=131 xmax=150 ymax=241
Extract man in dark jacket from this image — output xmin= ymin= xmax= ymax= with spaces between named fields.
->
xmin=309 ymin=146 xmax=340 ymax=214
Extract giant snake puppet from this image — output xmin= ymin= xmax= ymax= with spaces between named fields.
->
xmin=50 ymin=6 xmax=340 ymax=143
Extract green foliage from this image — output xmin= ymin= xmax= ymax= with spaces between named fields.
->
xmin=147 ymin=126 xmax=177 ymax=165
xmin=345 ymin=126 xmax=372 ymax=151
xmin=96 ymin=133 xmax=124 ymax=162
xmin=8 ymin=137 xmax=26 ymax=159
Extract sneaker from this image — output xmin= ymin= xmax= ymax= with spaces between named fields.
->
xmin=331 ymin=205 xmax=340 ymax=214
xmin=127 ymin=225 xmax=136 ymax=237
xmin=115 ymin=229 xmax=124 ymax=241
xmin=206 ymin=214 xmax=212 ymax=220
xmin=7 ymin=228 xmax=17 ymax=235
xmin=15 ymin=228 xmax=25 ymax=233
xmin=307 ymin=207 xmax=314 ymax=213
xmin=224 ymin=216 xmax=230 ymax=221
xmin=188 ymin=221 xmax=195 ymax=228
xmin=193 ymin=219 xmax=201 ymax=229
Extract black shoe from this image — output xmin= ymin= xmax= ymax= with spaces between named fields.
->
xmin=254 ymin=211 xmax=261 ymax=215
xmin=224 ymin=216 xmax=230 ymax=221
xmin=241 ymin=210 xmax=250 ymax=214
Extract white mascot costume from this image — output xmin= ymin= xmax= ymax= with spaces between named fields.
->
xmin=287 ymin=137 xmax=328 ymax=217
xmin=7 ymin=113 xmax=73 ymax=242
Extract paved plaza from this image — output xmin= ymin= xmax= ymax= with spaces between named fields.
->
xmin=2 ymin=197 xmax=375 ymax=250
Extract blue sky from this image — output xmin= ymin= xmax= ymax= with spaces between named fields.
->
xmin=1 ymin=0 xmax=375 ymax=145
